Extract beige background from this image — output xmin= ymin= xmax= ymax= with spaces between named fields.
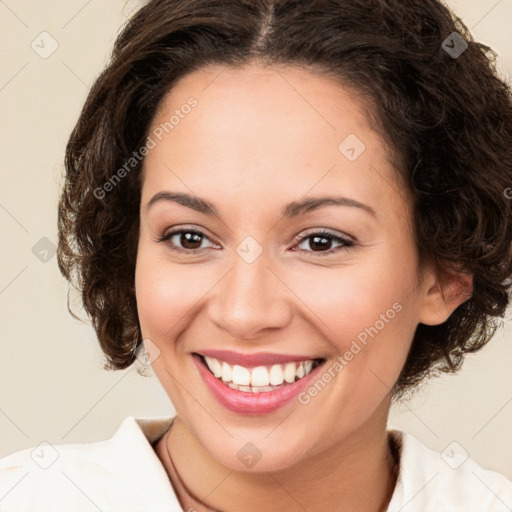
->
xmin=1 ymin=0 xmax=511 ymax=480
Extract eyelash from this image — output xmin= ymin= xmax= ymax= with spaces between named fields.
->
xmin=157 ymin=227 xmax=356 ymax=257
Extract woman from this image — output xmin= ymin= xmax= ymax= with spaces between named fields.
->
xmin=1 ymin=0 xmax=511 ymax=510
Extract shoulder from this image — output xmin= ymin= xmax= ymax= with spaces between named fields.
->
xmin=387 ymin=428 xmax=512 ymax=512
xmin=0 ymin=416 xmax=178 ymax=512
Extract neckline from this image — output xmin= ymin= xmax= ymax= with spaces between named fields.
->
xmin=153 ymin=418 xmax=403 ymax=512
xmin=158 ymin=418 xmax=222 ymax=512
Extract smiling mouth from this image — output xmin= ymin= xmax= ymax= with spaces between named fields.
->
xmin=194 ymin=353 xmax=325 ymax=393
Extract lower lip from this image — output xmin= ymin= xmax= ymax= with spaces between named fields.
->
xmin=193 ymin=354 xmax=326 ymax=415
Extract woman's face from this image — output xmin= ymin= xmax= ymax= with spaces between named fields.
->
xmin=135 ymin=63 xmax=436 ymax=471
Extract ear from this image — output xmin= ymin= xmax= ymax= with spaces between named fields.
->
xmin=418 ymin=264 xmax=473 ymax=326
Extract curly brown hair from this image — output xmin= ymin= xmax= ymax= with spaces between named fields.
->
xmin=57 ymin=0 xmax=512 ymax=399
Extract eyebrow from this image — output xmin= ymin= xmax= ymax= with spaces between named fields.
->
xmin=146 ymin=191 xmax=377 ymax=219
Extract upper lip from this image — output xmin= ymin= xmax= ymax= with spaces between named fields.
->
xmin=195 ymin=349 xmax=324 ymax=368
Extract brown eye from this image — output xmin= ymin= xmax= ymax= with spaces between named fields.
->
xmin=293 ymin=230 xmax=355 ymax=256
xmin=158 ymin=228 xmax=217 ymax=254
xmin=176 ymin=231 xmax=203 ymax=250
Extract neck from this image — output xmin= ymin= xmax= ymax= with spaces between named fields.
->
xmin=155 ymin=401 xmax=398 ymax=512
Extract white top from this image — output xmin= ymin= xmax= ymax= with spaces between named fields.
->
xmin=0 ymin=416 xmax=511 ymax=511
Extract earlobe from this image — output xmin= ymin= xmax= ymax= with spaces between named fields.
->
xmin=418 ymin=268 xmax=473 ymax=326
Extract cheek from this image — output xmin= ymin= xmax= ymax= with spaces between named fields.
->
xmin=282 ymin=262 xmax=417 ymax=438
xmin=295 ymin=256 xmax=414 ymax=336
xmin=135 ymin=247 xmax=200 ymax=339
xmin=287 ymin=249 xmax=418 ymax=383
xmin=135 ymin=246 xmax=224 ymax=352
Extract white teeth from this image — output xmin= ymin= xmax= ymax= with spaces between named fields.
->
xmin=251 ymin=366 xmax=270 ymax=387
xmin=232 ymin=365 xmax=251 ymax=386
xmin=205 ymin=356 xmax=223 ymax=378
xmin=283 ymin=362 xmax=296 ymax=383
xmin=221 ymin=362 xmax=233 ymax=383
xmin=256 ymin=385 xmax=276 ymax=392
xmin=269 ymin=364 xmax=284 ymax=386
xmin=228 ymin=383 xmax=283 ymax=393
xmin=202 ymin=355 xmax=321 ymax=391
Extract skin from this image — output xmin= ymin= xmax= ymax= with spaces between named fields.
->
xmin=135 ymin=63 xmax=472 ymax=512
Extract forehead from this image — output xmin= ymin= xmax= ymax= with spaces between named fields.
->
xmin=150 ymin=63 xmax=373 ymax=155
xmin=142 ymin=64 xmax=409 ymax=222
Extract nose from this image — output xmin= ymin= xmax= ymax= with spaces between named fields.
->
xmin=207 ymin=249 xmax=292 ymax=341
